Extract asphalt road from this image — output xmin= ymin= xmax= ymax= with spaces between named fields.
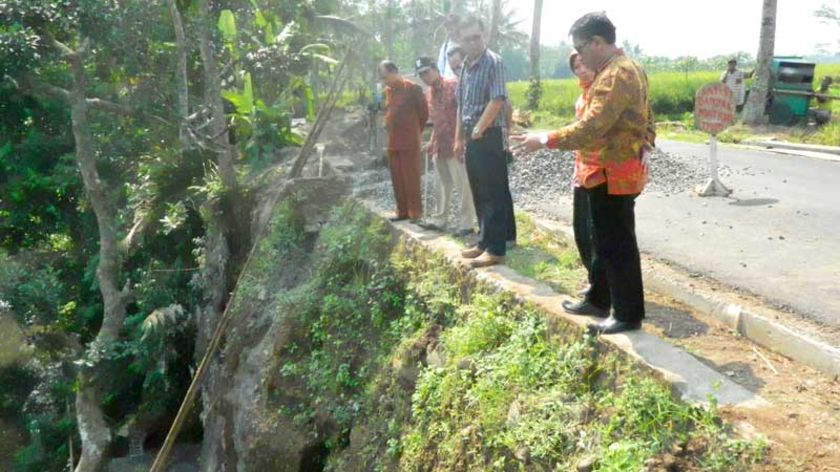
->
xmin=538 ymin=140 xmax=840 ymax=333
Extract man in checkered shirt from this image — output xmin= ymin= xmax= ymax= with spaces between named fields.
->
xmin=721 ymin=58 xmax=754 ymax=112
xmin=454 ymin=15 xmax=516 ymax=269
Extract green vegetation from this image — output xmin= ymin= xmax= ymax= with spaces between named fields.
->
xmin=264 ymin=202 xmax=767 ymax=471
xmin=509 ymin=71 xmax=721 ymax=126
xmin=505 ymin=213 xmax=585 ymax=296
xmin=0 ymin=1 xmax=333 ymax=468
xmin=510 ymin=64 xmax=840 ymax=147
xmin=1 ymin=0 xmax=830 ymax=466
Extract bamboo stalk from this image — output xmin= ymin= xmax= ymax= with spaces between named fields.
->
xmin=150 ymin=49 xmax=354 ymax=472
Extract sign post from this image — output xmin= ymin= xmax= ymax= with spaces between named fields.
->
xmin=694 ymin=83 xmax=736 ymax=197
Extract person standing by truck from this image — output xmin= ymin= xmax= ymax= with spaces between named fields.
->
xmin=721 ymin=58 xmax=754 ymax=113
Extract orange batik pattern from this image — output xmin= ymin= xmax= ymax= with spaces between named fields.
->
xmin=549 ymin=53 xmax=655 ymax=195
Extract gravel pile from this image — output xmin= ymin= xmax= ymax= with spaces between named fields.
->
xmin=353 ymin=168 xmax=443 ymax=213
xmin=509 ymin=147 xmax=714 ymax=198
xmin=353 ymin=147 xmax=719 ymax=224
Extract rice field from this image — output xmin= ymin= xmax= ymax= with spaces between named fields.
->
xmin=508 ymin=64 xmax=840 ymax=146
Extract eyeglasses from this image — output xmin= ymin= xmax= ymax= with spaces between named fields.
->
xmin=573 ymin=38 xmax=592 ymax=52
xmin=462 ymin=33 xmax=482 ymax=43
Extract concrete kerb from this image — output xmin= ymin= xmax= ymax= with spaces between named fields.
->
xmin=531 ymin=216 xmax=840 ymax=379
xmin=362 ymin=200 xmax=768 ymax=409
xmin=743 ymin=140 xmax=840 ymax=156
xmin=735 ymin=144 xmax=840 ymax=163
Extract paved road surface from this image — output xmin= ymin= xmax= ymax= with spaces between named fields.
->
xmin=534 ymin=140 xmax=840 ymax=334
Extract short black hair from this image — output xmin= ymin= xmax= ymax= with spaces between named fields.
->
xmin=380 ymin=60 xmax=399 ymax=73
xmin=416 ymin=56 xmax=438 ymax=72
xmin=447 ymin=45 xmax=466 ymax=58
xmin=569 ymin=12 xmax=616 ymax=45
xmin=460 ymin=14 xmax=485 ymax=32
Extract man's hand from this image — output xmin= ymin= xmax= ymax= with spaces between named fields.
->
xmin=423 ymin=141 xmax=433 ymax=154
xmin=470 ymin=126 xmax=484 ymax=141
xmin=510 ymin=133 xmax=544 ymax=154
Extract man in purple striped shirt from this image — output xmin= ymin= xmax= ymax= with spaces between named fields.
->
xmin=455 ymin=15 xmax=516 ymax=268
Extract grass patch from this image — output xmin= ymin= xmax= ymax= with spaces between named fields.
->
xmin=260 ymin=201 xmax=767 ymax=471
xmin=511 ymin=65 xmax=840 ymax=146
xmin=510 ymin=70 xmax=720 ymax=123
xmin=400 ymin=292 xmax=767 ymax=471
xmin=501 ymin=213 xmax=585 ymax=296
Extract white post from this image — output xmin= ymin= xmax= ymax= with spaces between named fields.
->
xmin=316 ymin=143 xmax=325 ymax=177
xmin=696 ymin=134 xmax=732 ymax=197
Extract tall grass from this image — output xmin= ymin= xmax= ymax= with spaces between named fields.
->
xmin=509 ymin=71 xmax=720 ymax=121
xmin=510 ymin=64 xmax=840 ymax=146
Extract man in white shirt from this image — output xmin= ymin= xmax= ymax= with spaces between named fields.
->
xmin=720 ymin=58 xmax=754 ymax=112
xmin=437 ymin=13 xmax=461 ymax=78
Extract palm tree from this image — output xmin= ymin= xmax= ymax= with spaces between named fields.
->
xmin=493 ymin=1 xmax=528 ymax=51
xmin=489 ymin=0 xmax=502 ymax=50
xmin=527 ymin=0 xmax=543 ymax=110
xmin=743 ymin=0 xmax=777 ymax=124
xmin=529 ymin=0 xmax=543 ymax=81
xmin=814 ymin=2 xmax=840 ymax=54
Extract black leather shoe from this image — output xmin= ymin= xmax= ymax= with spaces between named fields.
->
xmin=418 ymin=221 xmax=443 ymax=231
xmin=587 ymin=316 xmax=641 ymax=335
xmin=389 ymin=216 xmax=409 ymax=222
xmin=561 ymin=300 xmax=608 ymax=317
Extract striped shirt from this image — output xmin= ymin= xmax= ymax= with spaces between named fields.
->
xmin=457 ymin=48 xmax=508 ymax=129
xmin=720 ymin=70 xmax=747 ymax=106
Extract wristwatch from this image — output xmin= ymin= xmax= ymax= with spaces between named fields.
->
xmin=539 ymin=133 xmax=549 ymax=147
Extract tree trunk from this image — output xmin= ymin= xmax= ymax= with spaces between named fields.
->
xmin=529 ymin=0 xmax=543 ymax=81
xmin=196 ymin=0 xmax=238 ymax=190
xmin=743 ymin=0 xmax=777 ymax=124
xmin=411 ymin=0 xmax=420 ymax=60
xmin=385 ymin=0 xmax=395 ymax=59
xmin=75 ymin=371 xmax=110 ymax=472
xmin=488 ymin=0 xmax=503 ymax=50
xmin=58 ymin=40 xmax=129 ymax=472
xmin=168 ymin=0 xmax=191 ymax=148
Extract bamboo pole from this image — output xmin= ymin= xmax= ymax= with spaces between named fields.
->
xmin=289 ymin=50 xmax=353 ymax=178
xmin=149 ymin=49 xmax=353 ymax=472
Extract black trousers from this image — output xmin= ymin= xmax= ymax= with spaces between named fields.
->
xmin=503 ymin=149 xmax=517 ymax=243
xmin=584 ymin=184 xmax=645 ymax=322
xmin=465 ymin=127 xmax=515 ymax=256
xmin=572 ymin=186 xmax=594 ymax=279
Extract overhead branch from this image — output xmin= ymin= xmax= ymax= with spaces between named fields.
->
xmin=86 ymin=97 xmax=132 ymax=114
xmin=85 ymin=98 xmax=176 ymax=127
xmin=20 ymin=76 xmax=72 ymax=101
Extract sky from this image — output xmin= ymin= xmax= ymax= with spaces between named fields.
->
xmin=507 ymin=0 xmax=839 ymax=58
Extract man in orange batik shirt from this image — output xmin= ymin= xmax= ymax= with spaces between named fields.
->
xmin=513 ymin=12 xmax=655 ymax=336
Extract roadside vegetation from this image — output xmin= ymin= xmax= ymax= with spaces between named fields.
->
xmin=262 ymin=202 xmax=769 ymax=471
xmin=509 ymin=64 xmax=840 ymax=147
